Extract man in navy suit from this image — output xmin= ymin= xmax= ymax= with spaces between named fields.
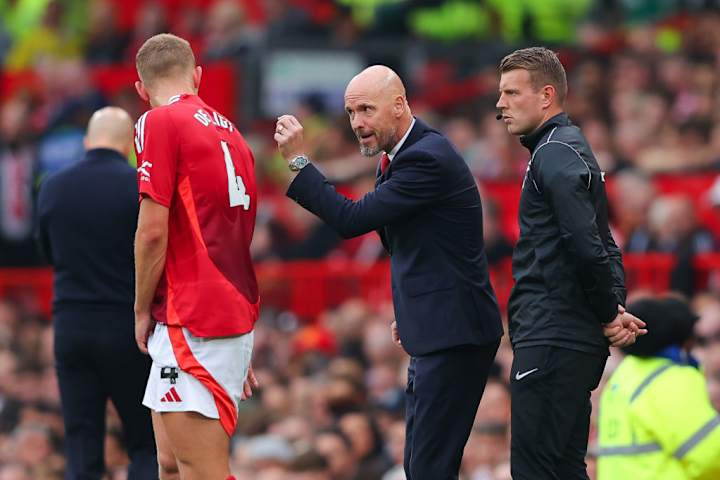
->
xmin=274 ymin=65 xmax=503 ymax=480
xmin=36 ymin=107 xmax=157 ymax=479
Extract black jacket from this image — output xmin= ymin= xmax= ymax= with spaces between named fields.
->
xmin=287 ymin=118 xmax=503 ymax=356
xmin=508 ymin=113 xmax=626 ymax=355
xmin=36 ymin=148 xmax=138 ymax=313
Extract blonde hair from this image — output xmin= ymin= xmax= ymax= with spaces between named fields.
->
xmin=135 ymin=33 xmax=195 ymax=87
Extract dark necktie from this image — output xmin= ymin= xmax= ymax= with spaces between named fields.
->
xmin=380 ymin=152 xmax=390 ymax=175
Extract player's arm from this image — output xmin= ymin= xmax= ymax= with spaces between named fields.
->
xmin=132 ymin=108 xmax=178 ymax=353
xmin=134 ymin=198 xmax=168 ymax=353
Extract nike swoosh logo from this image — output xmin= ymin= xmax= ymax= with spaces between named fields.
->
xmin=515 ymin=368 xmax=539 ymax=380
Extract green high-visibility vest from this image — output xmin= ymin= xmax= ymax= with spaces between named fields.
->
xmin=598 ymin=356 xmax=720 ymax=480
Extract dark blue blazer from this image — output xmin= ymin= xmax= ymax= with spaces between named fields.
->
xmin=36 ymin=148 xmax=138 ymax=313
xmin=287 ymin=118 xmax=503 ymax=356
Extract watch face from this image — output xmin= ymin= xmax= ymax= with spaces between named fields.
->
xmin=290 ymin=156 xmax=308 ymax=171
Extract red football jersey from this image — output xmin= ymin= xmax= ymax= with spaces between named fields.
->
xmin=135 ymin=94 xmax=259 ymax=337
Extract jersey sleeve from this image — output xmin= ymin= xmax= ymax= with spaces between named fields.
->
xmin=134 ymin=108 xmax=178 ymax=207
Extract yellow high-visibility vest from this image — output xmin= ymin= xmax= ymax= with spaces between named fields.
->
xmin=598 ymin=356 xmax=720 ymax=480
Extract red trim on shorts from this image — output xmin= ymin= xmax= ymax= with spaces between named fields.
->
xmin=166 ymin=325 xmax=238 ymax=436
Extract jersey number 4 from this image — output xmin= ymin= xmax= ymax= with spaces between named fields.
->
xmin=220 ymin=141 xmax=250 ymax=210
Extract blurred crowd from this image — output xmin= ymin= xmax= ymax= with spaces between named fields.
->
xmin=0 ymin=290 xmax=719 ymax=479
xmin=1 ymin=0 xmax=720 ymax=273
xmin=2 ymin=0 xmax=720 ymax=478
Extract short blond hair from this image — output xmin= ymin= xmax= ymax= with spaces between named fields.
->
xmin=499 ymin=47 xmax=568 ymax=103
xmin=135 ymin=33 xmax=195 ymax=87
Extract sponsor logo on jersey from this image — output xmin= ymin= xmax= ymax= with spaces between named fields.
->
xmin=137 ymin=161 xmax=153 ymax=181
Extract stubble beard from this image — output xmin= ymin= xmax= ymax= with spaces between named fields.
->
xmin=358 ymin=126 xmax=397 ymax=157
xmin=360 ymin=145 xmax=380 ymax=157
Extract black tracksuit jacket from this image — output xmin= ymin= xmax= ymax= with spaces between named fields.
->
xmin=508 ymin=113 xmax=626 ymax=356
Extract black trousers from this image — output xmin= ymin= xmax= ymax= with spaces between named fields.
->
xmin=404 ymin=341 xmax=499 ymax=480
xmin=510 ymin=346 xmax=607 ymax=480
xmin=54 ymin=309 xmax=157 ymax=480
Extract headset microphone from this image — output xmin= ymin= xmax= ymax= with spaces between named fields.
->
xmin=496 ymin=113 xmax=503 ymax=120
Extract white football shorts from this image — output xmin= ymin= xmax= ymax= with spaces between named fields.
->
xmin=142 ymin=323 xmax=253 ymax=436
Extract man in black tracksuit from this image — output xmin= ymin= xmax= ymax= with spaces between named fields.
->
xmin=36 ymin=107 xmax=157 ymax=479
xmin=496 ymin=47 xmax=647 ymax=479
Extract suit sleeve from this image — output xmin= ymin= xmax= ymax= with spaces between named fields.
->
xmin=535 ymin=142 xmax=618 ymax=324
xmin=135 ymin=109 xmax=179 ymax=207
xmin=286 ymin=151 xmax=446 ymax=239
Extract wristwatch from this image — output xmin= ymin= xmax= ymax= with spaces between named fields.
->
xmin=288 ymin=155 xmax=310 ymax=172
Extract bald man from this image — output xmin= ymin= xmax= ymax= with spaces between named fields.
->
xmin=37 ymin=107 xmax=158 ymax=479
xmin=276 ymin=66 xmax=503 ymax=480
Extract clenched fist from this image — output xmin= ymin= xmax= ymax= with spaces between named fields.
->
xmin=274 ymin=115 xmax=306 ymax=163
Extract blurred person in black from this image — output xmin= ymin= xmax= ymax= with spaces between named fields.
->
xmin=496 ymin=47 xmax=647 ymax=480
xmin=36 ymin=107 xmax=157 ymax=479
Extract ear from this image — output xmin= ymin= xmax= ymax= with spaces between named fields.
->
xmin=541 ymin=85 xmax=556 ymax=109
xmin=135 ymin=81 xmax=150 ymax=103
xmin=394 ymin=95 xmax=405 ymax=117
xmin=83 ymin=135 xmax=89 ymax=150
xmin=192 ymin=66 xmax=202 ymax=91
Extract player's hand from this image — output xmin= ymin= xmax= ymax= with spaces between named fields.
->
xmin=274 ymin=115 xmax=306 ymax=162
xmin=135 ymin=311 xmax=155 ymax=354
xmin=391 ymin=320 xmax=402 ymax=347
xmin=241 ymin=365 xmax=259 ymax=401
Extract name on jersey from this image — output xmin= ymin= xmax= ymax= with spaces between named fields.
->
xmin=193 ymin=109 xmax=234 ymax=132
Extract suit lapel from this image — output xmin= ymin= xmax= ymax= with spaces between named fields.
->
xmin=373 ymin=118 xmax=430 ymax=254
xmin=395 ymin=117 xmax=427 ymax=159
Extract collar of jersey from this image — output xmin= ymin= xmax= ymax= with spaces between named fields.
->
xmin=520 ymin=112 xmax=570 ymax=152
